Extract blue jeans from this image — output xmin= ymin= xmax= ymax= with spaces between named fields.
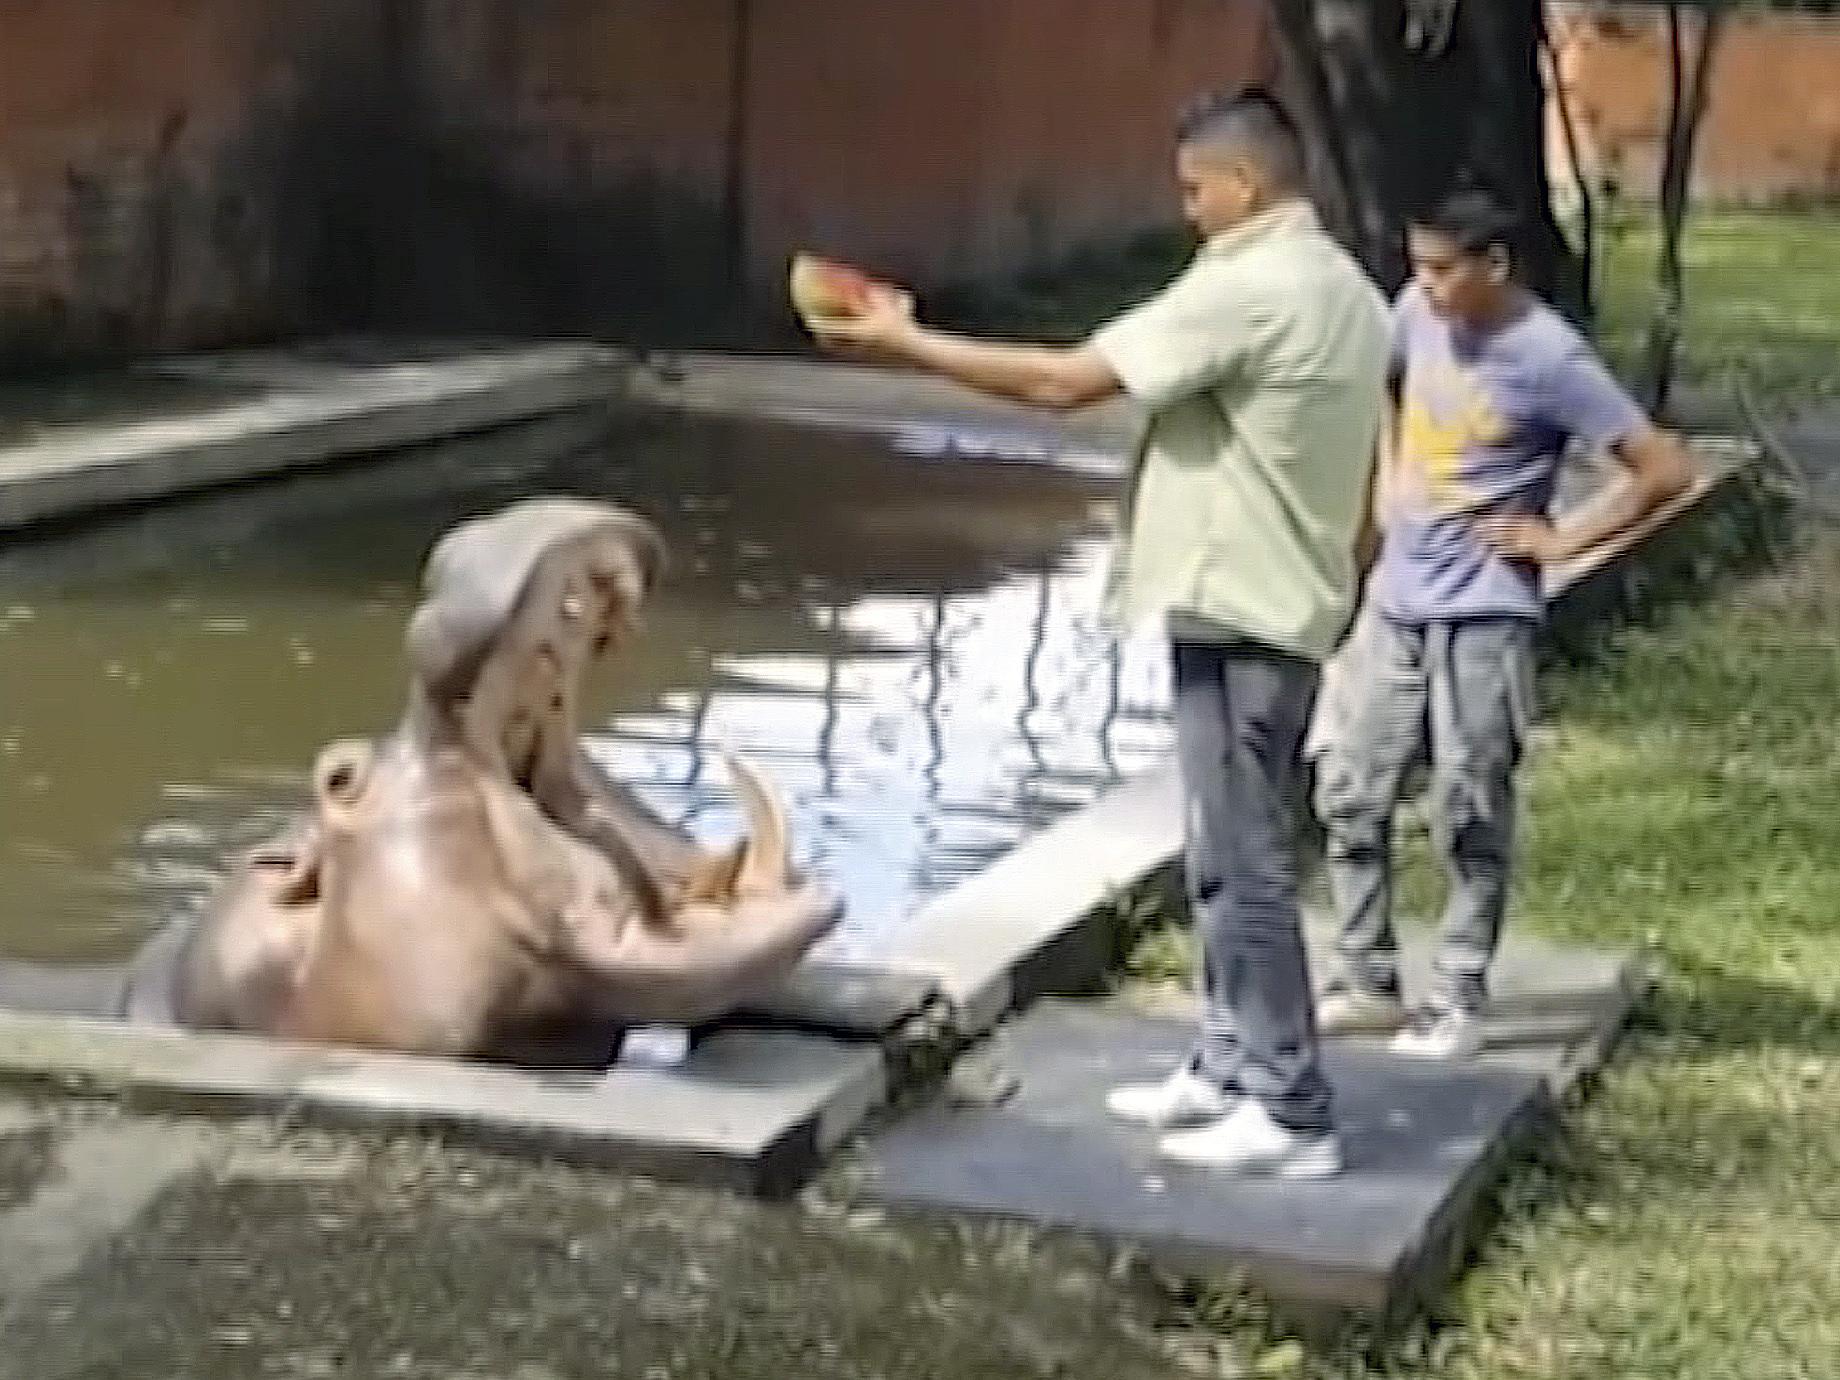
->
xmin=1172 ymin=638 xmax=1333 ymax=1135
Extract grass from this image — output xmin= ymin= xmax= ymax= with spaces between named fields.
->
xmin=1357 ymin=530 xmax=1840 ymax=1378
xmin=1593 ymin=204 xmax=1840 ymax=405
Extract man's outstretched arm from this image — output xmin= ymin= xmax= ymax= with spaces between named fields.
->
xmin=811 ymin=294 xmax=1122 ymax=412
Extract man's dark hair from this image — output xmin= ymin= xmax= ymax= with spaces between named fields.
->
xmin=1411 ymin=186 xmax=1523 ymax=260
xmin=1176 ymin=88 xmax=1306 ymax=190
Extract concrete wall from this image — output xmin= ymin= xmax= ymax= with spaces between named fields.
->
xmin=0 ymin=0 xmax=1272 ymax=362
xmin=1549 ymin=4 xmax=1840 ymax=202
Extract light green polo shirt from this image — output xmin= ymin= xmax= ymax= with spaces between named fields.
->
xmin=1089 ymin=200 xmax=1389 ymax=661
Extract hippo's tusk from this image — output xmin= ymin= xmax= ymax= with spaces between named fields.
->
xmin=678 ymin=840 xmax=746 ymax=907
xmin=725 ymin=751 xmax=790 ymax=895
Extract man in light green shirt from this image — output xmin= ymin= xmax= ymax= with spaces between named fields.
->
xmin=815 ymin=90 xmax=1388 ymax=1178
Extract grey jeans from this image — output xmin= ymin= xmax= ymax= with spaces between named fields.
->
xmin=1313 ymin=613 xmax=1536 ymax=1013
xmin=1172 ymin=639 xmax=1333 ymax=1135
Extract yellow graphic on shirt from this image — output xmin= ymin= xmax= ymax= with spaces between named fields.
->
xmin=1397 ymin=363 xmax=1508 ymax=512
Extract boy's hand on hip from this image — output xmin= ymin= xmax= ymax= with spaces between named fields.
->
xmin=1475 ymin=512 xmax=1569 ymax=566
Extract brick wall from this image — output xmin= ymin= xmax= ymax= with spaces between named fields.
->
xmin=397 ymin=0 xmax=1273 ymax=335
xmin=1549 ymin=4 xmax=1840 ymax=201
xmin=0 ymin=0 xmax=1271 ymax=362
xmin=382 ymin=0 xmax=743 ymax=336
xmin=0 ymin=1 xmax=391 ymax=363
xmin=738 ymin=0 xmax=1274 ymax=289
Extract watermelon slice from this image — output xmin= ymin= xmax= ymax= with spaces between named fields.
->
xmin=789 ymin=253 xmax=902 ymax=328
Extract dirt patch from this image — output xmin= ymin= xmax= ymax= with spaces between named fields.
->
xmin=0 ymin=1122 xmax=55 ymax=1215
xmin=0 ymin=1127 xmax=1198 ymax=1380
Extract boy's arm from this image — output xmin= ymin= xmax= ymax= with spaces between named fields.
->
xmin=1479 ymin=422 xmax=1694 ymax=566
xmin=1478 ymin=337 xmax=1694 ymax=567
xmin=1355 ymin=391 xmax=1403 ymax=576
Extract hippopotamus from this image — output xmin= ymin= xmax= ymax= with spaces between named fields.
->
xmin=11 ymin=498 xmax=843 ymax=1063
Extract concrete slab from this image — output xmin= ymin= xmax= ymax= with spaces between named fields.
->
xmin=1544 ymin=433 xmax=1758 ymax=603
xmin=858 ymin=926 xmax=1644 ymax=1325
xmin=857 ymin=1002 xmax=1536 ymax=1325
xmin=0 ymin=1011 xmax=884 ymax=1196
xmin=881 ymin=766 xmax=1183 ymax=1035
xmin=0 ymin=343 xmax=623 ymax=531
xmin=1299 ymin=912 xmax=1650 ymax=1100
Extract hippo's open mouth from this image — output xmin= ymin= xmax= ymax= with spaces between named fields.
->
xmin=106 ymin=497 xmax=842 ymax=1061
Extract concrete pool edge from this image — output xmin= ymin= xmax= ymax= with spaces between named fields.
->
xmin=876 ymin=767 xmax=1183 ymax=1036
xmin=0 ymin=343 xmax=629 ymax=532
xmin=0 ymin=345 xmax=1142 ymax=539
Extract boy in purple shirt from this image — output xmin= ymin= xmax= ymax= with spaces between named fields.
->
xmin=1313 ymin=189 xmax=1692 ymax=1058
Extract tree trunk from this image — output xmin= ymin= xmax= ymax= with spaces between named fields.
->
xmin=1267 ymin=0 xmax=1391 ymax=277
xmin=1542 ymin=13 xmax=1597 ymax=320
xmin=1270 ymin=0 xmax=1582 ymax=313
xmin=1645 ymin=2 xmax=1726 ymax=415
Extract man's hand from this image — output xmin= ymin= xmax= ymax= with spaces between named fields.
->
xmin=1475 ymin=511 xmax=1570 ymax=566
xmin=807 ymin=288 xmax=919 ymax=359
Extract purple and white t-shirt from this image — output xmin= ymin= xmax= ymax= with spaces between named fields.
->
xmin=1373 ymin=283 xmax=1646 ymax=623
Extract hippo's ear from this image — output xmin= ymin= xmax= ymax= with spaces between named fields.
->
xmin=312 ymin=739 xmax=377 ymax=832
xmin=245 ymin=823 xmax=324 ymax=907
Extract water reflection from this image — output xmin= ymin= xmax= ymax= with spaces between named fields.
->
xmin=0 ymin=412 xmax=1172 ymax=963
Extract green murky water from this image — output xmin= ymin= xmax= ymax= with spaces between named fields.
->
xmin=0 ymin=412 xmax=1172 ymax=966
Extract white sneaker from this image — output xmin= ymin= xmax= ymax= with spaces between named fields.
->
xmin=1157 ymin=1101 xmax=1343 ymax=1179
xmin=1105 ymin=1065 xmax=1236 ymax=1129
xmin=1316 ymin=978 xmax=1408 ymax=1036
xmin=1390 ymin=1006 xmax=1485 ymax=1060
